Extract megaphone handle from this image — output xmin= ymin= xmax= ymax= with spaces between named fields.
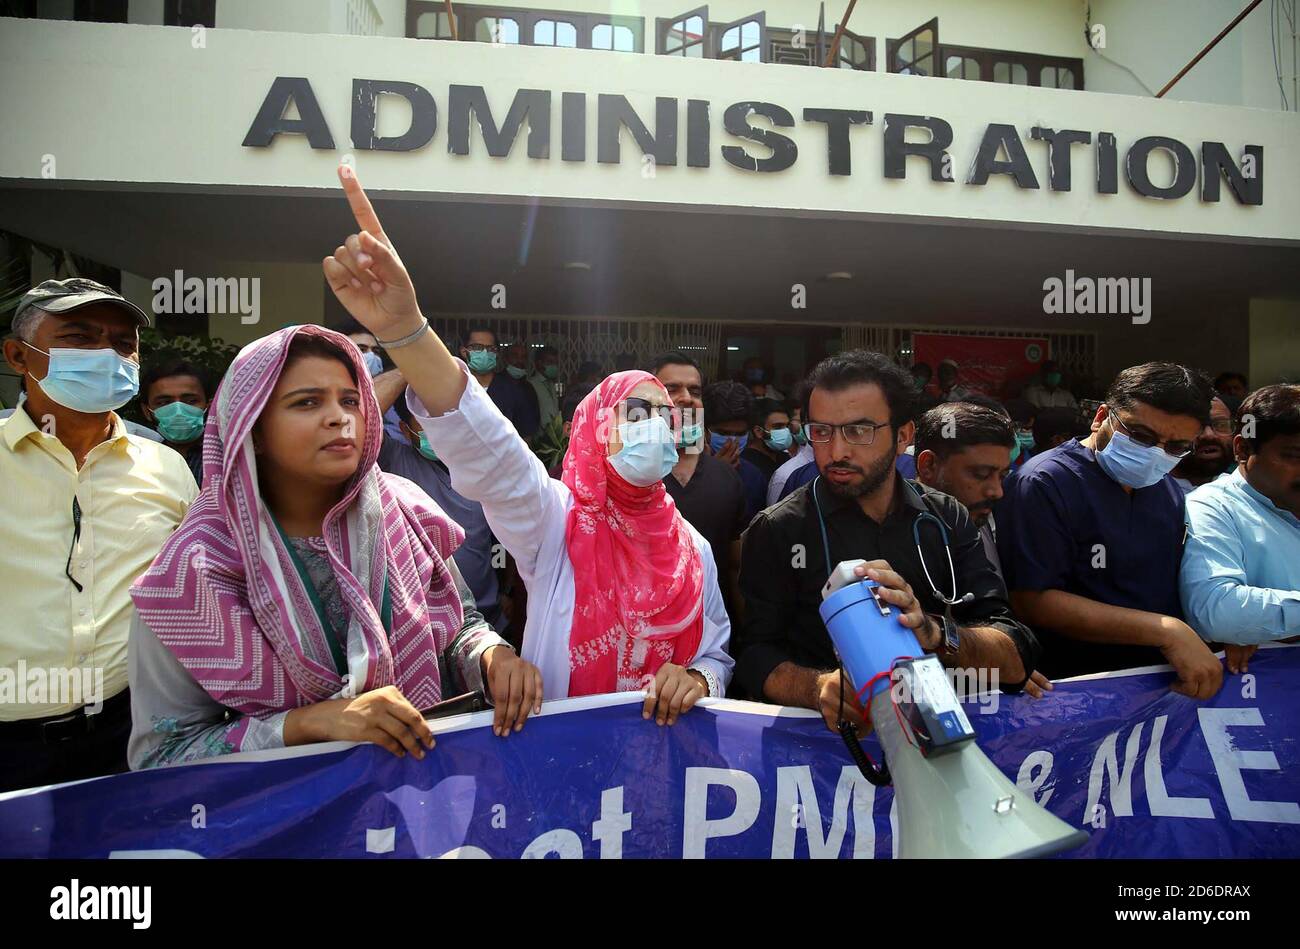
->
xmin=838 ymin=720 xmax=891 ymax=787
xmin=836 ymin=666 xmax=892 ymax=786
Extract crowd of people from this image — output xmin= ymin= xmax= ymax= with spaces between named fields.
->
xmin=2 ymin=165 xmax=1297 ymax=795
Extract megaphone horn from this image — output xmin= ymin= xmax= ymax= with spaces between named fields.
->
xmin=820 ymin=560 xmax=1088 ymax=859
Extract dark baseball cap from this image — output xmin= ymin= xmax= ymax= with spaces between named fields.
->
xmin=15 ymin=277 xmax=153 ymax=329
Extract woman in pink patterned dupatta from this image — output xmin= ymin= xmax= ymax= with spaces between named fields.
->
xmin=319 ymin=166 xmax=734 ymax=723
xmin=126 ymin=325 xmax=541 ymax=769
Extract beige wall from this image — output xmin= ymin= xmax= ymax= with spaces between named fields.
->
xmin=1090 ymin=0 xmax=1299 ymax=109
xmin=1250 ymin=298 xmax=1300 ymax=386
xmin=215 ymin=0 xmax=335 ymax=34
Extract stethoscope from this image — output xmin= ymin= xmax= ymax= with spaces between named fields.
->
xmin=812 ymin=476 xmax=974 ymax=613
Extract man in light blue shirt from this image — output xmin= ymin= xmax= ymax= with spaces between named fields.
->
xmin=1181 ymin=384 xmax=1300 ymax=670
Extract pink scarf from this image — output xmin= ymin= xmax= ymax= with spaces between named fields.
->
xmin=131 ymin=325 xmax=464 ymax=715
xmin=561 ymin=371 xmax=705 ymax=696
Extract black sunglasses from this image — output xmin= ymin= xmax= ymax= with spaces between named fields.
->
xmin=621 ymin=397 xmax=678 ymax=427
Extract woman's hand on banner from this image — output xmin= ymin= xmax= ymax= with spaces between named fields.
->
xmin=482 ymin=645 xmax=544 ymax=737
xmin=643 ymin=663 xmax=707 ymax=726
xmin=323 ymin=163 xmax=423 ymax=341
xmin=286 ymin=684 xmax=436 ymax=758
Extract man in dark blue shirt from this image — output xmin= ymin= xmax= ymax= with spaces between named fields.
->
xmin=460 ymin=327 xmax=539 ymax=439
xmin=996 ymin=362 xmax=1223 ymax=696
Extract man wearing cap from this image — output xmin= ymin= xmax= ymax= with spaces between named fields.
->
xmin=0 ymin=278 xmax=198 ymax=792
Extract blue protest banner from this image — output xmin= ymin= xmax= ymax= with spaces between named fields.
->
xmin=2 ymin=647 xmax=1297 ymax=858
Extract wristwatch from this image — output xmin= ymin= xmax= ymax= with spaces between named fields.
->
xmin=927 ymin=612 xmax=961 ymax=658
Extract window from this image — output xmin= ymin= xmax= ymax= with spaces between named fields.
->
xmin=889 ymin=17 xmax=1083 ymax=90
xmin=592 ymin=22 xmax=635 ymax=52
xmin=476 ymin=16 xmax=519 ymax=44
xmin=414 ymin=10 xmax=457 ymax=39
xmin=992 ymin=60 xmax=1028 ymax=84
xmin=836 ymin=31 xmax=872 ymax=70
xmin=408 ymin=4 xmax=643 ymax=53
xmin=164 ymin=0 xmax=215 ymax=27
xmin=945 ymin=54 xmax=978 ymax=80
xmin=717 ymin=13 xmax=764 ymax=63
xmin=1040 ymin=64 xmax=1076 ymax=89
xmin=888 ymin=17 xmax=937 ymax=76
xmin=660 ymin=6 xmax=708 ymax=57
xmin=534 ymin=18 xmax=578 ymax=47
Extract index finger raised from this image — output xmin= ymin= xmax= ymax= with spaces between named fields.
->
xmin=338 ymin=164 xmax=389 ymax=245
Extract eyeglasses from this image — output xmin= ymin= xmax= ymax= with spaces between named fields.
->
xmin=1109 ymin=412 xmax=1193 ymax=458
xmin=464 ymin=343 xmax=497 ymax=352
xmin=804 ymin=420 xmax=890 ymax=446
xmin=1208 ymin=419 xmax=1234 ymax=435
xmin=621 ymin=397 xmax=679 ymax=427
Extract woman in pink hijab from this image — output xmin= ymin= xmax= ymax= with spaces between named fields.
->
xmin=127 ymin=324 xmax=541 ymax=769
xmin=322 ymin=167 xmax=733 ymax=723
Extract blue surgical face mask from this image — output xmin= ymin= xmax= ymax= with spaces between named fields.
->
xmin=415 ymin=432 xmax=439 ymax=462
xmin=505 ymin=364 xmax=527 ymax=380
xmin=153 ymin=401 xmax=206 ymax=444
xmin=467 ymin=350 xmax=497 ymax=374
xmin=27 ymin=344 xmax=139 ymax=414
xmin=678 ymin=422 xmax=704 ymax=447
xmin=709 ymin=431 xmax=748 ymax=455
xmin=793 ymin=427 xmax=808 ymax=447
xmin=764 ymin=428 xmax=794 ymax=452
xmin=1095 ymin=428 xmax=1183 ymax=489
xmin=609 ymin=417 xmax=678 ymax=486
xmin=362 ymin=351 xmax=384 ymax=377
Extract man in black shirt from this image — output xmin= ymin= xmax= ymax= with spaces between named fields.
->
xmin=654 ymin=353 xmax=749 ymax=619
xmin=735 ymin=350 xmax=1045 ymax=730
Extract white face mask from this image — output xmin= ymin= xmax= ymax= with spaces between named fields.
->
xmin=608 ymin=417 xmax=678 ymax=486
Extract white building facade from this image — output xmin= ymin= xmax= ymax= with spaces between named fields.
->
xmin=1 ymin=0 xmax=1297 ymax=398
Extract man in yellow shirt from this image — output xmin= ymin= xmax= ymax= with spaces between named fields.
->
xmin=0 ymin=278 xmax=197 ymax=792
